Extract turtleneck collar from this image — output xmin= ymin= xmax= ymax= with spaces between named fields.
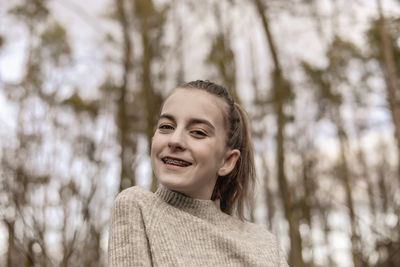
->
xmin=155 ymin=184 xmax=222 ymax=223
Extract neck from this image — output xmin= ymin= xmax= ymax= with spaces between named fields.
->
xmin=155 ymin=184 xmax=223 ymax=223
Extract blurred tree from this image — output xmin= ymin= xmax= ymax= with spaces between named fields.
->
xmin=247 ymin=33 xmax=276 ymax=230
xmin=206 ymin=1 xmax=240 ymax=103
xmin=1 ymin=0 xmax=400 ymax=266
xmin=290 ymin=124 xmax=319 ymax=266
xmin=0 ymin=34 xmax=5 ymax=50
xmin=370 ymin=0 xmax=400 ymax=182
xmin=171 ymin=0 xmax=185 ymax=84
xmin=302 ymin=37 xmax=377 ymax=267
xmin=112 ymin=0 xmax=166 ymax=193
xmin=134 ymin=0 xmax=166 ymax=192
xmin=2 ymin=1 xmax=57 ymax=266
xmin=1 ymin=0 xmax=108 ymax=265
xmin=252 ymin=1 xmax=304 ymax=266
xmin=114 ymin=0 xmax=138 ymax=192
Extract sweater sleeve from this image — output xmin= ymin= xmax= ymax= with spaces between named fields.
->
xmin=278 ymin=246 xmax=289 ymax=267
xmin=275 ymin=237 xmax=289 ymax=267
xmin=108 ymin=189 xmax=152 ymax=267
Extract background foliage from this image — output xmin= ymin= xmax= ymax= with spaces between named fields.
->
xmin=0 ymin=0 xmax=399 ymax=266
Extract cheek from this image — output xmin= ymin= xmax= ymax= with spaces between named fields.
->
xmin=200 ymin=142 xmax=226 ymax=163
xmin=150 ymin=134 xmax=161 ymax=156
xmin=150 ymin=139 xmax=160 ymax=171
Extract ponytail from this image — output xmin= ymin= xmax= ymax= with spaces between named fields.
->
xmin=212 ymin=103 xmax=255 ymax=220
xmin=180 ymin=80 xmax=256 ymax=220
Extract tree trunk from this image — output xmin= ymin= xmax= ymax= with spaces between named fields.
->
xmin=335 ymin=115 xmax=362 ymax=267
xmin=252 ymin=1 xmax=304 ymax=266
xmin=262 ymin=156 xmax=275 ymax=230
xmin=135 ymin=0 xmax=163 ymax=192
xmin=355 ymin=124 xmax=377 ymax=225
xmin=209 ymin=1 xmax=239 ymax=102
xmin=377 ymin=0 xmax=400 ymax=182
xmin=5 ymin=220 xmax=15 ymax=267
xmin=116 ymin=0 xmax=137 ymax=192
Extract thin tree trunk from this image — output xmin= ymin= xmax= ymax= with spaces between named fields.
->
xmin=300 ymin=151 xmax=314 ymax=266
xmin=320 ymin=208 xmax=335 ymax=267
xmin=275 ymin=76 xmax=303 ymax=267
xmin=116 ymin=0 xmax=136 ymax=192
xmin=377 ymin=0 xmax=400 ymax=182
xmin=135 ymin=0 xmax=163 ymax=192
xmin=335 ymin=115 xmax=362 ymax=267
xmin=5 ymin=220 xmax=15 ymax=267
xmin=252 ymin=1 xmax=304 ymax=266
xmin=262 ymin=156 xmax=275 ymax=230
xmin=210 ymin=1 xmax=239 ymax=102
xmin=377 ymin=159 xmax=389 ymax=214
xmin=355 ymin=125 xmax=377 ymax=225
xmin=172 ymin=0 xmax=185 ymax=84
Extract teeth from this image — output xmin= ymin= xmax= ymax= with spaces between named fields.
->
xmin=163 ymin=157 xmax=191 ymax=167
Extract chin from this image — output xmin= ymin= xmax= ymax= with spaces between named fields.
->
xmin=157 ymin=175 xmax=186 ymax=190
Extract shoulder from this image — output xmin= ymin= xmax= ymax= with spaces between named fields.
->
xmin=244 ymin=221 xmax=277 ymax=241
xmin=238 ymin=219 xmax=283 ymax=250
xmin=222 ymin=217 xmax=288 ymax=265
xmin=242 ymin=221 xmax=288 ymax=265
xmin=221 ymin=214 xmax=278 ymax=243
xmin=111 ymin=186 xmax=159 ymax=225
xmin=113 ymin=186 xmax=155 ymax=209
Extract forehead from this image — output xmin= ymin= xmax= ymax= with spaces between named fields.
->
xmin=161 ymin=89 xmax=228 ymax=126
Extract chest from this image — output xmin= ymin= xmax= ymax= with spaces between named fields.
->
xmin=143 ymin=208 xmax=278 ymax=267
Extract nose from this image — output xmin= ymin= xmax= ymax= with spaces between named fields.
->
xmin=168 ymin=128 xmax=186 ymax=151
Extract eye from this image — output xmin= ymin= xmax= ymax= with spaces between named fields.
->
xmin=158 ymin=124 xmax=174 ymax=131
xmin=191 ymin=130 xmax=207 ymax=138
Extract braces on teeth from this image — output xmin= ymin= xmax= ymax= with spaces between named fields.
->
xmin=163 ymin=157 xmax=191 ymax=166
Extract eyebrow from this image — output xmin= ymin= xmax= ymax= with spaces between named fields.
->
xmin=159 ymin=113 xmax=215 ymax=131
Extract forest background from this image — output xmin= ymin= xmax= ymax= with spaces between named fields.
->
xmin=1 ymin=0 xmax=400 ymax=266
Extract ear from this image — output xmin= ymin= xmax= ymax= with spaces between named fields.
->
xmin=218 ymin=149 xmax=240 ymax=176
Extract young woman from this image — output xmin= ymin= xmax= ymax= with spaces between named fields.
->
xmin=108 ymin=80 xmax=288 ymax=266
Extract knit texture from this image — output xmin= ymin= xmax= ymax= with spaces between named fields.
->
xmin=108 ymin=185 xmax=289 ymax=267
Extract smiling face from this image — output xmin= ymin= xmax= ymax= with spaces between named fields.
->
xmin=151 ymin=89 xmax=240 ymax=200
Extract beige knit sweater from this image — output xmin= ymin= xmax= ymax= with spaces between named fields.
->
xmin=108 ymin=185 xmax=289 ymax=267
